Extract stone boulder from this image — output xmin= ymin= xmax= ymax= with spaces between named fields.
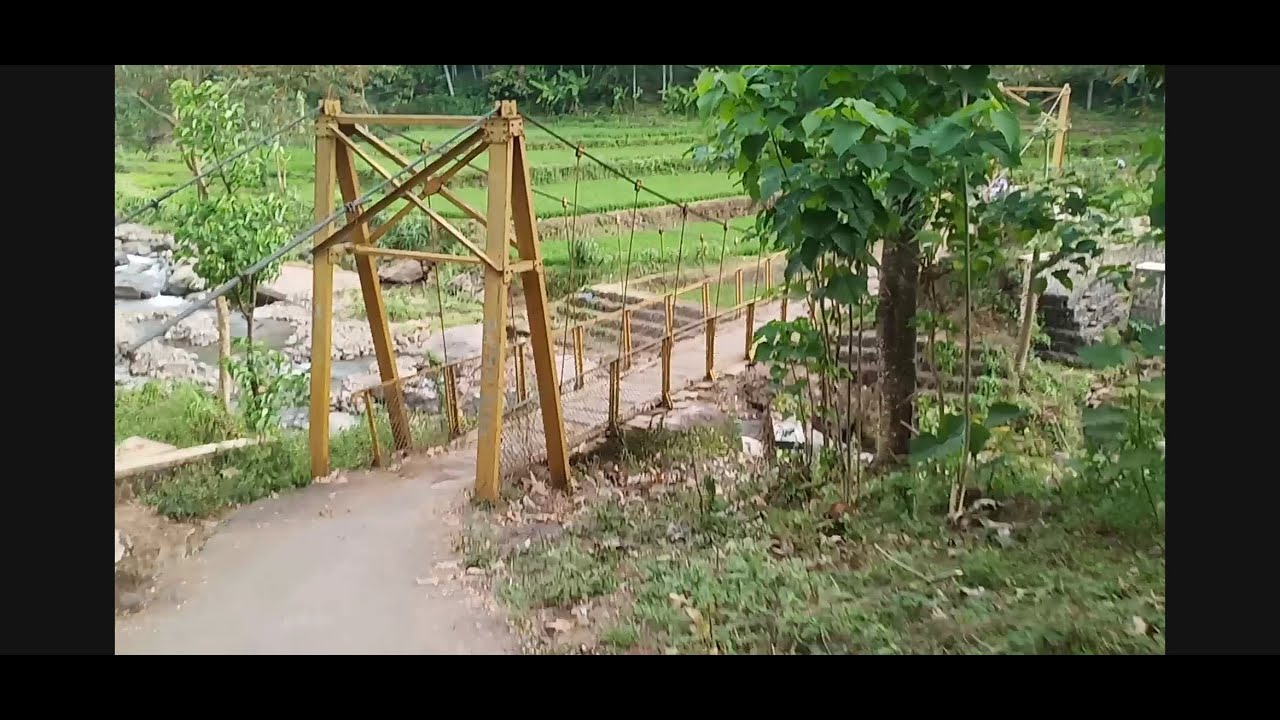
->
xmin=115 ymin=223 xmax=175 ymax=253
xmin=115 ymin=250 xmax=129 ymax=267
xmin=115 ymin=315 xmax=139 ymax=348
xmin=126 ymin=343 xmax=215 ymax=386
xmin=120 ymin=239 xmax=153 ymax=256
xmin=447 ymin=271 xmax=482 ymax=298
xmin=164 ymin=310 xmax=219 ymax=346
xmin=115 ymin=258 xmax=169 ymax=300
xmin=378 ymin=259 xmax=427 ymax=285
xmin=164 ymin=262 xmax=205 ymax=296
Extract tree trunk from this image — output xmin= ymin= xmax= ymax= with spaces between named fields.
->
xmin=443 ymin=65 xmax=455 ymax=96
xmin=876 ymin=233 xmax=920 ymax=462
xmin=215 ymin=296 xmax=233 ymax=412
xmin=632 ymin=65 xmax=638 ymax=111
xmin=1013 ymin=252 xmax=1042 ymax=378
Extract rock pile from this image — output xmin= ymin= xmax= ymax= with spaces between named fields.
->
xmin=114 ymin=224 xmax=204 ymax=299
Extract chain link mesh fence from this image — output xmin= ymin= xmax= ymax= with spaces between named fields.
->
xmin=345 ymin=253 xmax=788 ymax=476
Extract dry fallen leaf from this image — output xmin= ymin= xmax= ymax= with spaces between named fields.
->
xmin=668 ymin=593 xmax=687 ymax=608
xmin=435 ymin=560 xmax=460 ymax=571
xmin=415 ymin=576 xmax=440 ymax=586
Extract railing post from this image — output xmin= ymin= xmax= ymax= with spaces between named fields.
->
xmin=514 ymin=341 xmax=528 ymax=402
xmin=572 ymin=325 xmax=585 ymax=391
xmin=622 ymin=310 xmax=633 ymax=371
xmin=781 ymin=293 xmax=789 ymax=322
xmin=662 ymin=293 xmax=675 ymax=408
xmin=704 ymin=316 xmax=717 ymax=381
xmin=734 ymin=268 xmax=744 ymax=318
xmin=362 ymin=389 xmax=383 ymax=467
xmin=745 ymin=301 xmax=756 ymax=361
xmin=443 ymin=365 xmax=462 ymax=437
xmin=608 ymin=359 xmax=621 ymax=436
xmin=701 ymin=280 xmax=711 ymax=318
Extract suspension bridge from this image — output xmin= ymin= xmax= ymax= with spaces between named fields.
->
xmin=115 ymin=87 xmax=1080 ymax=653
xmin=120 ymin=99 xmax=793 ymax=503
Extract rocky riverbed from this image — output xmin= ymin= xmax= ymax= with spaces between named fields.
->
xmin=114 ymin=223 xmax=521 ymax=434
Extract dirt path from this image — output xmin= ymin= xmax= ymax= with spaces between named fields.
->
xmin=115 ymin=299 xmax=783 ymax=654
xmin=114 ymin=451 xmax=515 ymax=655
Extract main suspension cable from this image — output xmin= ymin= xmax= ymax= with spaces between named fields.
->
xmin=120 ymin=110 xmax=497 ymax=355
xmin=119 ymin=104 xmax=321 ymax=225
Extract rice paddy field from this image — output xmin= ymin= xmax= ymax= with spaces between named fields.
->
xmin=114 ymin=106 xmax=1159 ymax=300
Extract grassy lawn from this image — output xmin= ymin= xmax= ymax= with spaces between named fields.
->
xmin=464 ymin=357 xmax=1165 ymax=655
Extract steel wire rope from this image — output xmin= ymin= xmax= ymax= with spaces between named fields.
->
xmin=120 ymin=104 xmax=321 ymax=225
xmin=120 ymin=110 xmax=497 ymax=355
xmin=617 ymin=183 xmax=642 ymax=365
xmin=712 ymin=222 xmax=731 ymax=317
xmin=672 ymin=207 xmax=689 ymax=299
xmin=522 ymin=114 xmax=725 ymax=226
xmin=557 ymin=146 xmax=586 ymax=388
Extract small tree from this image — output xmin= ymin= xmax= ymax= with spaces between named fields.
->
xmin=697 ymin=65 xmax=1022 ymax=465
xmin=170 ymin=79 xmax=301 ymax=431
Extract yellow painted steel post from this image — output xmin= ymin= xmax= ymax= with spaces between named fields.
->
xmin=309 ymin=99 xmax=339 ymax=479
xmin=734 ymin=268 xmax=744 ymax=318
xmin=763 ymin=261 xmax=772 ymax=292
xmin=622 ymin=310 xmax=633 ymax=371
xmin=705 ymin=317 xmax=717 ymax=381
xmin=362 ymin=390 xmax=383 ymax=467
xmin=745 ymin=301 xmax=756 ymax=360
xmin=661 ymin=293 xmax=675 ymax=408
xmin=334 ymin=142 xmax=412 ymax=452
xmin=701 ymin=280 xmax=711 ymax=318
xmin=1051 ymin=84 xmax=1072 ymax=173
xmin=572 ymin=325 xmax=585 ymax=391
xmin=444 ymin=365 xmax=462 ymax=436
xmin=474 ymin=106 xmax=514 ymax=503
xmin=515 ymin=341 xmax=528 ymax=401
xmin=506 ymin=101 xmax=571 ymax=491
xmin=608 ymin=359 xmax=621 ymax=436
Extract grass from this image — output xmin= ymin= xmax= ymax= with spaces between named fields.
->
xmin=115 ymin=379 xmax=447 ymax=520
xmin=345 ymin=285 xmax=483 ymax=325
xmin=470 ymin=357 xmax=1165 ymax=655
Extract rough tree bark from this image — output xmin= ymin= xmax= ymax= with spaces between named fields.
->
xmin=876 ymin=234 xmax=921 ymax=462
xmin=215 ymin=297 xmax=233 ymax=411
xmin=1012 ymin=250 xmax=1042 ymax=378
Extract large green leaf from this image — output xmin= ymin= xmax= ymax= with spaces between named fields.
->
xmin=722 ymin=73 xmax=748 ymax=97
xmin=991 ymin=108 xmax=1020 ymax=152
xmin=825 ymin=269 xmax=869 ymax=305
xmin=913 ymin=121 xmax=968 ymax=154
xmin=904 ymin=162 xmax=938 ymax=187
xmin=740 ymin=134 xmax=767 ymax=163
xmin=801 ymin=111 xmax=824 ymax=138
xmin=830 ymin=121 xmax=867 ymax=157
xmin=968 ymin=422 xmax=991 ymax=456
xmin=984 ymin=402 xmax=1024 ymax=428
xmin=851 ymin=141 xmax=887 ymax=168
xmin=851 ymin=98 xmax=910 ymax=136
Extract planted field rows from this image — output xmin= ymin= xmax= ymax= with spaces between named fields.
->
xmin=115 ymin=116 xmax=749 ymax=229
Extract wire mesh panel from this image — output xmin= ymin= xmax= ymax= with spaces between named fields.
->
xmin=358 ymin=373 xmax=451 ymax=467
